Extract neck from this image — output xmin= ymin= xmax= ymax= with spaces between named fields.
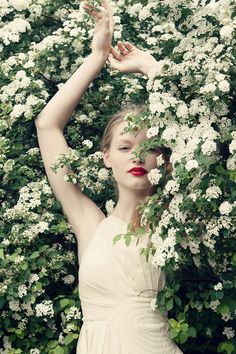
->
xmin=112 ymin=187 xmax=149 ymax=224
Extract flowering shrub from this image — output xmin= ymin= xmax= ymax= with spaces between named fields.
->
xmin=0 ymin=0 xmax=235 ymax=353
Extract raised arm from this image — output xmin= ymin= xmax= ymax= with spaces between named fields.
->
xmin=34 ymin=0 xmax=114 ymax=261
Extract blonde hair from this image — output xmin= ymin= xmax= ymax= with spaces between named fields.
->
xmin=100 ymin=103 xmax=172 ymax=233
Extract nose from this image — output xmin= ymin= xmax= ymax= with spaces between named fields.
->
xmin=131 ymin=154 xmax=144 ymax=164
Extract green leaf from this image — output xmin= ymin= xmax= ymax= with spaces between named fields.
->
xmin=170 ymin=328 xmax=180 ymax=339
xmin=30 ymin=251 xmax=40 ymax=259
xmin=125 ymin=234 xmax=132 ymax=246
xmin=0 ymin=249 xmax=4 ymax=259
xmin=180 ymin=323 xmax=188 ymax=332
xmin=231 ymin=253 xmax=236 ymax=266
xmin=51 ymin=345 xmax=65 ymax=354
xmin=21 ymin=263 xmax=28 ymax=270
xmin=166 ymin=298 xmax=173 ymax=311
xmin=64 ymin=333 xmax=76 ymax=345
xmin=47 ymin=340 xmax=58 ymax=349
xmin=60 ymin=299 xmax=70 ymax=308
xmin=177 ymin=312 xmax=186 ymax=322
xmin=174 ymin=296 xmax=182 ymax=306
xmin=112 ymin=234 xmax=122 ymax=245
xmin=179 ymin=331 xmax=189 ymax=344
xmin=219 ymin=304 xmax=230 ymax=315
xmin=217 ymin=341 xmax=234 ymax=354
xmin=188 ymin=326 xmax=197 ymax=338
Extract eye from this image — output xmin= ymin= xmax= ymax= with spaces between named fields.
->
xmin=119 ymin=147 xmax=129 ymax=150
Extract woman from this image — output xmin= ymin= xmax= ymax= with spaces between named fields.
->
xmin=35 ymin=1 xmax=183 ymax=353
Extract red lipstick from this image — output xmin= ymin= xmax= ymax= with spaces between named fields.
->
xmin=128 ymin=167 xmax=147 ymax=176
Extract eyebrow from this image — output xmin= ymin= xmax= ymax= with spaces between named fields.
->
xmin=116 ymin=139 xmax=134 ymax=144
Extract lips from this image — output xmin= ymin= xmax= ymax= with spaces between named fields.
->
xmin=128 ymin=167 xmax=147 ymax=176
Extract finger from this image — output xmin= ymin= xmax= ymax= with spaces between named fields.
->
xmin=110 ymin=46 xmax=123 ymax=61
xmin=101 ymin=0 xmax=110 ymax=9
xmin=82 ymin=4 xmax=103 ymax=20
xmin=124 ymin=41 xmax=136 ymax=51
xmin=117 ymin=41 xmax=129 ymax=55
xmin=107 ymin=54 xmax=121 ymax=70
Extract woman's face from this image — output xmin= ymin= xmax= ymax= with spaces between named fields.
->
xmin=103 ymin=120 xmax=161 ymax=192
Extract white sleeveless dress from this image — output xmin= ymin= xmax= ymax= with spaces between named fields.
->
xmin=77 ymin=215 xmax=183 ymax=354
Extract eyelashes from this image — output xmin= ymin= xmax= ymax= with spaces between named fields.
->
xmin=119 ymin=147 xmax=157 ymax=153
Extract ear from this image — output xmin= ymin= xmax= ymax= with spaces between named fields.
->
xmin=103 ymin=149 xmax=111 ymax=168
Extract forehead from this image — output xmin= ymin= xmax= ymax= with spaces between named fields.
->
xmin=112 ymin=120 xmax=148 ymax=143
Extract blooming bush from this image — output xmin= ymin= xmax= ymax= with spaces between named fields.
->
xmin=0 ymin=0 xmax=235 ymax=353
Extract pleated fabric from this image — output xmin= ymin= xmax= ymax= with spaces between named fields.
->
xmin=77 ymin=215 xmax=183 ymax=354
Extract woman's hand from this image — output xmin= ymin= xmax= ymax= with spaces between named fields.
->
xmin=107 ymin=41 xmax=158 ymax=76
xmin=81 ymin=0 xmax=114 ymax=58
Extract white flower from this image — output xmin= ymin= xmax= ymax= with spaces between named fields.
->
xmin=218 ymin=80 xmax=230 ymax=92
xmin=226 ymin=156 xmax=236 ymax=170
xmin=147 ymin=168 xmax=162 ymax=185
xmin=70 ymin=28 xmax=79 ymax=37
xmin=105 ymin=199 xmax=115 ymax=214
xmin=156 ymin=154 xmax=165 ymax=167
xmin=3 ymin=159 xmax=15 ymax=173
xmin=65 ymin=306 xmax=81 ymax=321
xmin=62 ymin=275 xmax=75 ymax=285
xmin=185 ymin=159 xmax=198 ymax=171
xmin=189 ymin=193 xmax=197 ymax=201
xmin=209 ymin=300 xmax=220 ymax=311
xmin=199 ymin=83 xmax=216 ymax=94
xmin=222 ymin=327 xmax=235 ymax=339
xmin=35 ymin=300 xmax=54 ymax=318
xmin=161 ymin=125 xmax=179 ymax=143
xmin=164 ymin=180 xmax=180 ymax=195
xmin=229 ymin=139 xmax=236 ymax=154
xmin=146 ymin=126 xmax=159 ymax=138
xmin=98 ymin=168 xmax=109 ymax=181
xmin=220 ymin=25 xmax=234 ymax=39
xmin=219 ymin=201 xmax=233 ymax=215
xmin=214 ymin=282 xmax=223 ymax=291
xmin=18 ymin=284 xmax=27 ymax=298
xmin=176 ymin=104 xmax=188 ymax=119
xmin=30 ymin=349 xmax=40 ymax=354
xmin=201 ymin=140 xmax=217 ymax=155
xmin=27 ymin=148 xmax=39 ymax=155
xmin=82 ymin=139 xmax=93 ymax=149
xmin=9 ymin=300 xmax=20 ymax=312
xmin=205 ymin=186 xmax=222 ymax=201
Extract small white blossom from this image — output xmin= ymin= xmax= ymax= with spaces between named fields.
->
xmin=30 ymin=349 xmax=40 ymax=354
xmin=185 ymin=159 xmax=199 ymax=171
xmin=222 ymin=327 xmax=235 ymax=339
xmin=105 ymin=199 xmax=115 ymax=214
xmin=98 ymin=168 xmax=109 ymax=181
xmin=214 ymin=282 xmax=223 ymax=291
xmin=229 ymin=139 xmax=236 ymax=154
xmin=146 ymin=126 xmax=159 ymax=138
xmin=220 ymin=25 xmax=234 ymax=40
xmin=156 ymin=154 xmax=165 ymax=167
xmin=82 ymin=139 xmax=93 ymax=149
xmin=209 ymin=299 xmax=220 ymax=312
xmin=205 ymin=186 xmax=222 ymax=201
xmin=201 ymin=140 xmax=217 ymax=155
xmin=62 ymin=275 xmax=75 ymax=285
xmin=35 ymin=300 xmax=54 ymax=318
xmin=218 ymin=80 xmax=230 ymax=92
xmin=219 ymin=201 xmax=233 ymax=215
xmin=147 ymin=168 xmax=162 ymax=185
xmin=164 ymin=180 xmax=180 ymax=195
